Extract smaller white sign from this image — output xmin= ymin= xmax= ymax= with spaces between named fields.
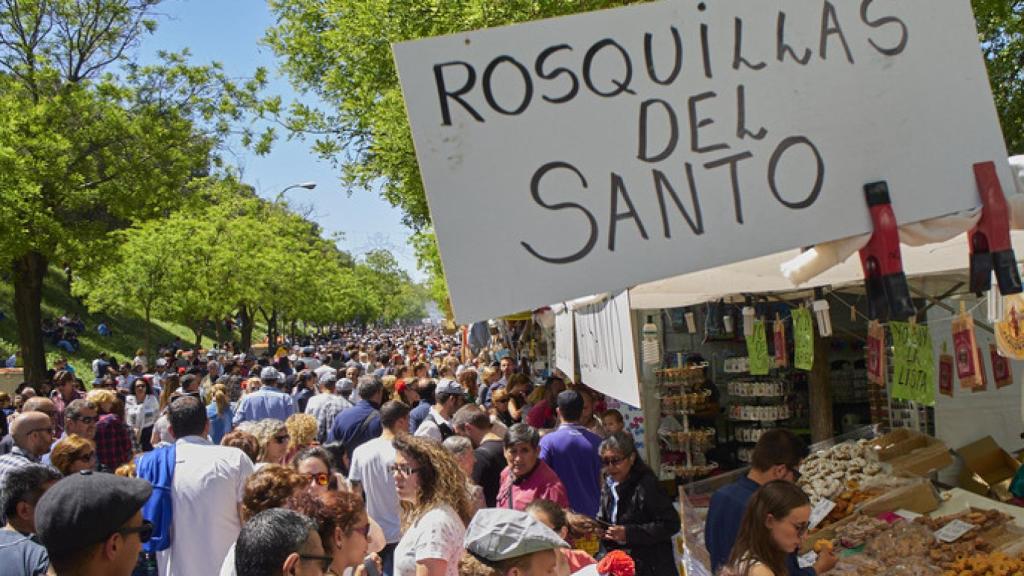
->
xmin=555 ymin=307 xmax=576 ymax=379
xmin=935 ymin=519 xmax=975 ymax=543
xmin=798 ymin=552 xmax=817 ymax=569
xmin=808 ymin=499 xmax=836 ymax=530
xmin=574 ymin=291 xmax=640 ymax=406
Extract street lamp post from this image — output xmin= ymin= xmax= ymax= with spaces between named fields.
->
xmin=267 ymin=181 xmax=316 ymax=348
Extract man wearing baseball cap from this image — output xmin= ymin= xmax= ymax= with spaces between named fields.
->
xmin=461 ymin=508 xmax=569 ymax=576
xmin=232 ymin=365 xmax=296 ymax=426
xmin=35 ymin=470 xmax=153 ymax=576
xmin=414 ymin=379 xmax=466 ymax=442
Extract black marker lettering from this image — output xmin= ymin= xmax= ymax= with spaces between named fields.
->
xmin=777 ymin=12 xmax=812 ymax=65
xmin=704 ymin=152 xmax=754 ymax=224
xmin=644 ymin=26 xmax=683 ymax=85
xmin=521 ymin=162 xmax=598 ymax=264
xmin=820 ymin=1 xmax=855 ymax=63
xmin=638 ymin=99 xmax=679 ymax=163
xmin=861 ymin=0 xmax=908 ymax=56
xmin=535 ymin=44 xmax=579 ymax=104
xmin=482 ymin=56 xmax=533 ymax=116
xmin=688 ymin=91 xmax=729 ymax=154
xmin=700 ymin=22 xmax=713 ymax=79
xmin=583 ymin=39 xmax=636 ymax=97
xmin=433 ymin=61 xmax=483 ymax=126
xmin=768 ymin=136 xmax=825 ymax=209
xmin=654 ymin=167 xmax=704 ymax=238
xmin=608 ymin=173 xmax=649 ymax=251
xmin=736 ymin=84 xmax=767 ymax=141
xmin=733 ymin=17 xmax=767 ymax=71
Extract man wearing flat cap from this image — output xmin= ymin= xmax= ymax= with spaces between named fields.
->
xmin=35 ymin=471 xmax=153 ymax=576
xmin=460 ymin=508 xmax=569 ymax=576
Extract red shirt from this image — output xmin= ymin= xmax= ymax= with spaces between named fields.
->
xmin=95 ymin=414 xmax=133 ymax=470
xmin=496 ymin=460 xmax=569 ymax=511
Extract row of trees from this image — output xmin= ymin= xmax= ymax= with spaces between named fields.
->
xmin=73 ymin=177 xmax=427 ymax=358
xmin=264 ymin=0 xmax=1024 ymax=316
xmin=0 ymin=1 xmax=424 ymax=385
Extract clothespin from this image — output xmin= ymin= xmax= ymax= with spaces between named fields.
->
xmin=858 ymin=181 xmax=916 ymax=322
xmin=969 ymin=162 xmax=1022 ymax=295
xmin=960 ymin=300 xmax=967 ymax=316
xmin=851 ymin=304 xmax=857 ymax=323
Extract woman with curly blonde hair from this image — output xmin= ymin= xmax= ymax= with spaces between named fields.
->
xmin=391 ymin=435 xmax=472 ymax=576
xmin=284 ymin=412 xmax=318 ymax=457
xmin=244 ymin=418 xmax=291 ymax=470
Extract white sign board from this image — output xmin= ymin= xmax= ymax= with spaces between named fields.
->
xmin=394 ymin=0 xmax=1012 ymax=323
xmin=574 ymin=291 xmax=640 ymax=406
xmin=554 ymin=307 xmax=576 ymax=378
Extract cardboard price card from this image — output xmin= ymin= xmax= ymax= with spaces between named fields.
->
xmin=935 ymin=519 xmax=976 ymax=543
xmin=747 ymin=319 xmax=770 ymax=376
xmin=939 ymin=352 xmax=954 ymax=397
xmin=866 ymin=320 xmax=886 ymax=386
xmin=991 ymin=344 xmax=1013 ymax=388
xmin=793 ymin=308 xmax=814 ymax=371
xmin=890 ymin=321 xmax=936 ymax=406
xmin=774 ymin=315 xmax=788 ymax=368
xmin=808 ymin=499 xmax=836 ymax=530
xmin=953 ymin=311 xmax=983 ymax=389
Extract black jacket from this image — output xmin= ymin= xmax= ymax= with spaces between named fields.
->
xmin=598 ymin=462 xmax=681 ymax=576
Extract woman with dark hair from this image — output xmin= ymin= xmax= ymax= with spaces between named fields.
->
xmin=126 ymin=377 xmax=159 ymax=451
xmin=392 ymin=435 xmax=473 ymax=576
xmin=597 ymin=431 xmax=681 ymax=576
xmin=291 ymin=445 xmax=349 ymax=493
xmin=289 ymin=487 xmax=381 ymax=576
xmin=722 ymin=481 xmax=811 ymax=576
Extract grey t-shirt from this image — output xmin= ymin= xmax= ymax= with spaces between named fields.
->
xmin=0 ymin=529 xmax=48 ymax=576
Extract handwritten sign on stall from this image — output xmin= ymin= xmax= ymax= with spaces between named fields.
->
xmin=793 ymin=308 xmax=814 ymax=371
xmin=574 ymin=291 xmax=641 ymax=406
xmin=747 ymin=320 xmax=771 ymax=376
xmin=394 ymin=0 xmax=1012 ymax=322
xmin=891 ymin=321 xmax=935 ymax=406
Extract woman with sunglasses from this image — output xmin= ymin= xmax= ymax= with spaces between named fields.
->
xmin=596 ymin=431 xmax=680 ymax=576
xmin=291 ymin=446 xmax=350 ymax=493
xmin=391 ymin=435 xmax=474 ymax=576
xmin=126 ymin=378 xmax=160 ymax=452
xmin=247 ymin=418 xmax=291 ymax=470
xmin=49 ymin=434 xmax=96 ymax=476
xmin=722 ymin=481 xmax=812 ymax=576
xmin=289 ymin=487 xmax=383 ymax=576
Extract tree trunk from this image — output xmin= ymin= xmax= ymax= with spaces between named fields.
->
xmin=12 ymin=251 xmax=48 ymax=387
xmin=192 ymin=319 xmax=203 ymax=351
xmin=269 ymin=309 xmax=277 ymax=350
xmin=239 ymin=304 xmax=253 ymax=353
xmin=215 ymin=318 xmax=223 ymax=348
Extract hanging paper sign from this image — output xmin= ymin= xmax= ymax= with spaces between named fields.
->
xmin=793 ymin=308 xmax=814 ymax=371
xmin=891 ymin=321 xmax=935 ymax=406
xmin=774 ymin=315 xmax=788 ymax=369
xmin=747 ymin=320 xmax=770 ymax=376
xmin=953 ymin=311 xmax=982 ymax=389
xmin=866 ymin=321 xmax=886 ymax=386
xmin=991 ymin=344 xmax=1013 ymax=388
xmin=995 ymin=294 xmax=1024 ymax=360
xmin=938 ymin=352 xmax=954 ymax=397
xmin=973 ymin=346 xmax=988 ymax=393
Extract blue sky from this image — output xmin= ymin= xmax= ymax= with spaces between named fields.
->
xmin=139 ymin=0 xmax=423 ymax=279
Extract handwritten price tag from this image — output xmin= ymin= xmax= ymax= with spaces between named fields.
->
xmin=798 ymin=551 xmax=818 ymax=569
xmin=935 ymin=519 xmax=975 ymax=543
xmin=808 ymin=499 xmax=836 ymax=530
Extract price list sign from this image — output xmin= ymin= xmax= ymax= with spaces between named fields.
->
xmin=890 ymin=321 xmax=935 ymax=406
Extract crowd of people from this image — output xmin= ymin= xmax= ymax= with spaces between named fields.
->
xmin=0 ymin=329 xmax=674 ymax=576
xmin=0 ymin=327 xmax=839 ymax=576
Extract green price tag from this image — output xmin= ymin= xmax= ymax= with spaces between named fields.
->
xmin=793 ymin=308 xmax=814 ymax=371
xmin=747 ymin=319 xmax=770 ymax=375
xmin=891 ymin=321 xmax=935 ymax=406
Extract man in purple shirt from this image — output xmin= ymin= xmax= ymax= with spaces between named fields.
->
xmin=539 ymin=389 xmax=603 ymax=517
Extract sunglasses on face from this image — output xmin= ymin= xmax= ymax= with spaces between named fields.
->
xmin=72 ymin=415 xmax=97 ymax=424
xmin=118 ymin=520 xmax=154 ymax=543
xmin=601 ymin=455 xmax=627 ymax=467
xmin=273 ymin=434 xmax=290 ymax=444
xmin=298 ymin=553 xmax=334 ymax=571
xmin=307 ymin=472 xmax=330 ymax=487
xmin=388 ymin=464 xmax=421 ymax=476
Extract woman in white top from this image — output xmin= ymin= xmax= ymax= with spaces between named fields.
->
xmin=125 ymin=378 xmax=160 ymax=451
xmin=722 ymin=480 xmax=814 ymax=576
xmin=392 ymin=435 xmax=473 ymax=576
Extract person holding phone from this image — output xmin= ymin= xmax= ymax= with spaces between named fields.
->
xmin=596 ymin=432 xmax=680 ymax=576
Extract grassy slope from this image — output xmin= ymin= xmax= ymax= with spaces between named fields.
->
xmin=0 ymin=267 xmax=257 ymax=375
